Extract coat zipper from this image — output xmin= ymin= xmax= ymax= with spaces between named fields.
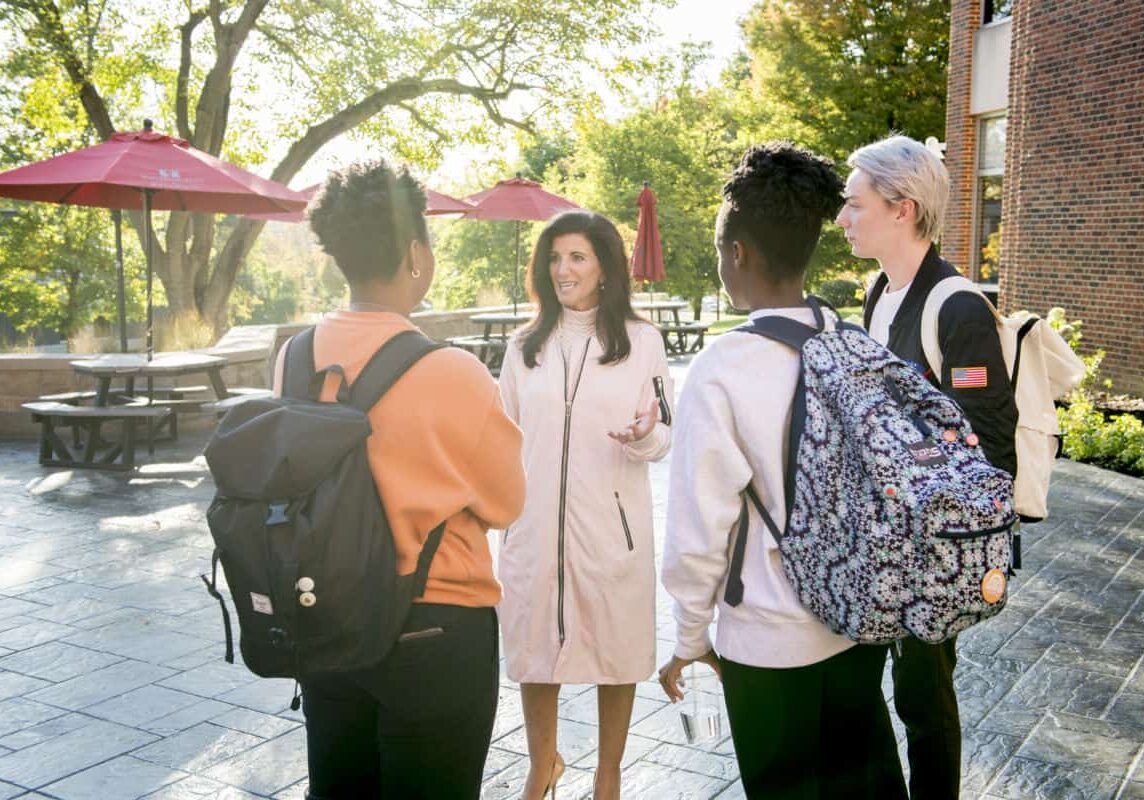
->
xmin=557 ymin=338 xmax=592 ymax=646
xmin=614 ymin=492 xmax=634 ymax=551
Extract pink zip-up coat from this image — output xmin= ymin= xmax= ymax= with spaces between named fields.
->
xmin=498 ymin=316 xmax=672 ymax=684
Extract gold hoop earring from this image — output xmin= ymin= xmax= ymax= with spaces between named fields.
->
xmin=411 ymin=267 xmax=421 ymax=279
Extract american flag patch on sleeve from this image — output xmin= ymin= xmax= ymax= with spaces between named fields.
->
xmin=951 ymin=366 xmax=988 ymax=388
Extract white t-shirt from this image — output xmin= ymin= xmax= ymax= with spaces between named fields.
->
xmin=868 ymin=280 xmax=912 ymax=345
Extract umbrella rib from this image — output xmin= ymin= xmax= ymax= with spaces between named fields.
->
xmin=57 ymin=184 xmax=83 ymax=205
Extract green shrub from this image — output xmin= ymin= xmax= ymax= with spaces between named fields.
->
xmin=814 ymin=278 xmax=862 ymax=308
xmin=1047 ymin=308 xmax=1144 ymax=476
xmin=1058 ymin=397 xmax=1144 ymax=477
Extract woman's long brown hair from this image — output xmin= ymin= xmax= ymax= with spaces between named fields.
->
xmin=519 ymin=210 xmax=644 ymax=368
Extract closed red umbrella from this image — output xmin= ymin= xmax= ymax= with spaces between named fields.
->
xmin=462 ymin=175 xmax=579 ymax=312
xmin=0 ymin=120 xmax=308 ymax=357
xmin=244 ymin=186 xmax=474 ymax=223
xmin=630 ymin=182 xmax=665 ymax=300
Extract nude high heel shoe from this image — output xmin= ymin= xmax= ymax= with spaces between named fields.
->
xmin=544 ymin=752 xmax=565 ymax=799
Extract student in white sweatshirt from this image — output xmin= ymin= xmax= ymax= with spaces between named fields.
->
xmin=659 ymin=143 xmax=907 ymax=799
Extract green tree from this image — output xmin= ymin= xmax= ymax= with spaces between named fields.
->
xmin=725 ymin=0 xmax=949 ymax=285
xmin=0 ymin=202 xmax=143 ymax=341
xmin=428 ymin=133 xmax=570 ymax=311
xmin=430 ymin=218 xmax=532 ymax=310
xmin=2 ymin=0 xmax=662 ymax=335
xmin=741 ymin=0 xmax=950 ymax=164
xmin=562 ymin=53 xmax=740 ymax=316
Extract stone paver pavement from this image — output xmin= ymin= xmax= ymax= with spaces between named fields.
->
xmin=0 ymin=355 xmax=1141 ymax=798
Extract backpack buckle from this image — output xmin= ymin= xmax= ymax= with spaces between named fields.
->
xmin=265 ymin=502 xmax=291 ymax=526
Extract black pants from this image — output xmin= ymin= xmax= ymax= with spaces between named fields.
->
xmin=299 ymin=604 xmax=499 ymax=800
xmin=891 ymin=635 xmax=961 ymax=800
xmin=721 ymin=644 xmax=907 ymax=800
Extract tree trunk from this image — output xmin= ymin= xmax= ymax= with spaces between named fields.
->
xmin=203 ymin=219 xmax=265 ymax=335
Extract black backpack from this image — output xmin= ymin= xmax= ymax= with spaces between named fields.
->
xmin=200 ymin=327 xmax=446 ymax=679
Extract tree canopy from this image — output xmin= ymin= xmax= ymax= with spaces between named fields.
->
xmin=741 ymin=0 xmax=950 ymax=163
xmin=1 ymin=0 xmax=661 ymax=338
xmin=1 ymin=0 xmax=954 ymax=341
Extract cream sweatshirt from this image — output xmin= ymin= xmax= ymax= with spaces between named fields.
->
xmin=661 ymin=306 xmax=855 ymax=669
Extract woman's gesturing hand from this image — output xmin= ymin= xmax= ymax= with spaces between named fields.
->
xmin=657 ymin=650 xmax=722 ymax=703
xmin=607 ymin=398 xmax=659 ymax=444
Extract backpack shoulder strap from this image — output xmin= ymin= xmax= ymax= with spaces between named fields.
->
xmin=724 ymin=482 xmax=784 ymax=607
xmin=347 ymin=330 xmax=446 ymax=413
xmin=863 ymin=273 xmax=889 ymax=331
xmin=919 ymin=276 xmax=1001 ymax=378
xmin=735 ymin=314 xmax=821 ymax=351
xmin=281 ymin=327 xmax=317 ymax=400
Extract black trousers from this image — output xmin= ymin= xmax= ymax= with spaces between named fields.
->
xmin=721 ymin=644 xmax=907 ymax=800
xmin=299 ymin=604 xmax=499 ymax=800
xmin=891 ymin=635 xmax=961 ymax=800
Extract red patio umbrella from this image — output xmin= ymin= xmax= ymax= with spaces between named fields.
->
xmin=462 ymin=175 xmax=579 ymax=313
xmin=244 ymin=186 xmax=474 ymax=223
xmin=425 ymin=189 xmax=478 ymax=217
xmin=630 ymin=182 xmax=666 ymax=301
xmin=0 ymin=120 xmax=308 ymax=357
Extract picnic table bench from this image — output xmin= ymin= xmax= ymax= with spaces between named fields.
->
xmin=202 ymin=388 xmax=274 ymax=415
xmin=447 ymin=335 xmax=509 ymax=376
xmin=22 ymin=401 xmax=172 ymax=471
xmin=659 ymin=321 xmax=709 ymax=355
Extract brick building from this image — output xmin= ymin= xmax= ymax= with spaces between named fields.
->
xmin=943 ymin=0 xmax=1144 ymax=394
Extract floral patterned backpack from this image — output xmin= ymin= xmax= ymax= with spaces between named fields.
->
xmin=723 ymin=298 xmax=1018 ymax=644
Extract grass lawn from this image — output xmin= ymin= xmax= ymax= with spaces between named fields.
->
xmin=707 ymin=306 xmax=862 ymax=335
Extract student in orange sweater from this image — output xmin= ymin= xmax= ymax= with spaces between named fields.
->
xmin=275 ymin=160 xmax=525 ymax=800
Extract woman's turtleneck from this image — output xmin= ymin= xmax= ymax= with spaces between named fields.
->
xmin=557 ymin=304 xmax=598 ymax=385
xmin=559 ymin=304 xmax=598 ymax=338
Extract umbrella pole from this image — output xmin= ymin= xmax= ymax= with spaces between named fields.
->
xmin=143 ymin=189 xmax=154 ymax=360
xmin=112 ymin=209 xmax=128 ymax=353
xmin=513 ymin=220 xmax=521 ymax=315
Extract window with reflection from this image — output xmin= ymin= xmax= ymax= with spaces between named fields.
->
xmin=975 ymin=116 xmax=1006 ymax=284
xmin=984 ymin=0 xmax=1013 ymax=24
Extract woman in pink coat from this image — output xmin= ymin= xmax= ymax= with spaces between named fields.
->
xmin=498 ymin=210 xmax=673 ymax=800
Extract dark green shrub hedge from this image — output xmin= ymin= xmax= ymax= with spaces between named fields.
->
xmin=814 ymin=278 xmax=861 ymax=308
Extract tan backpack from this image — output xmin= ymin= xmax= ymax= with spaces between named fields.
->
xmin=921 ymin=277 xmax=1085 ymax=521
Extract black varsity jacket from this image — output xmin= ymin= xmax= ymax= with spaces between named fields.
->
xmin=863 ymin=244 xmax=1018 ymax=476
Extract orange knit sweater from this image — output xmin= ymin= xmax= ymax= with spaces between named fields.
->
xmin=274 ymin=311 xmax=524 ymax=607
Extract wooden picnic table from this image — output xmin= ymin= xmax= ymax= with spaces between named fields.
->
xmin=71 ymin=352 xmax=230 ymax=406
xmin=632 ymin=299 xmax=688 ymax=326
xmin=468 ymin=311 xmax=535 ymax=340
xmin=447 ymin=335 xmax=509 ymax=377
xmin=632 ymin=300 xmax=708 ymax=356
xmin=450 ymin=312 xmax=535 ymax=376
xmin=75 ymin=351 xmax=234 ymax=445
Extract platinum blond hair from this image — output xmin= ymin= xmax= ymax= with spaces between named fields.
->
xmin=848 ymin=135 xmax=949 ymax=241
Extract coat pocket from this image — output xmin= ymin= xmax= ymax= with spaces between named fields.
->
xmin=613 ymin=491 xmax=635 ymax=551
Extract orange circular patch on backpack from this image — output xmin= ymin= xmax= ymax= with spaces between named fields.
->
xmin=981 ymin=569 xmax=1007 ymax=604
